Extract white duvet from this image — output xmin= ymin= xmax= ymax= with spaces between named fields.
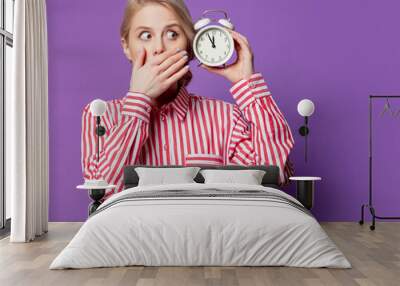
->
xmin=50 ymin=183 xmax=351 ymax=269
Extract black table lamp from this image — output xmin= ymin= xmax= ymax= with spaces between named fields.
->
xmin=297 ymin=99 xmax=315 ymax=163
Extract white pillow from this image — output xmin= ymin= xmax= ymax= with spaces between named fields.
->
xmin=135 ymin=167 xmax=200 ymax=186
xmin=200 ymin=169 xmax=266 ymax=185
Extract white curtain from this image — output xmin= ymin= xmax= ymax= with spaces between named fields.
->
xmin=8 ymin=0 xmax=49 ymax=242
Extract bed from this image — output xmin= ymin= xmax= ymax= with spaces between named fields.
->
xmin=50 ymin=165 xmax=351 ymax=269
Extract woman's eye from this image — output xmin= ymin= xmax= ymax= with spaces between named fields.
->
xmin=139 ymin=32 xmax=151 ymax=40
xmin=166 ymin=30 xmax=178 ymax=40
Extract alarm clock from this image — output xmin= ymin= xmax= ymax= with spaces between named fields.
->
xmin=193 ymin=10 xmax=235 ymax=67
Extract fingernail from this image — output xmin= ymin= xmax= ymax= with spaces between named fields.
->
xmin=183 ymin=55 xmax=189 ymax=60
xmin=176 ymin=47 xmax=181 ymax=52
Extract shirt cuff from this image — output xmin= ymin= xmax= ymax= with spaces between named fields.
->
xmin=121 ymin=92 xmax=153 ymax=122
xmin=229 ymin=73 xmax=271 ymax=110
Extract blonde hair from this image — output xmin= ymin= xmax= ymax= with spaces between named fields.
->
xmin=120 ymin=0 xmax=195 ymax=87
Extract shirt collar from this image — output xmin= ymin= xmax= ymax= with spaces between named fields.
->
xmin=155 ymin=85 xmax=190 ymax=121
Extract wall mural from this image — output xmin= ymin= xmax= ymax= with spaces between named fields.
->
xmin=48 ymin=0 xmax=400 ymax=222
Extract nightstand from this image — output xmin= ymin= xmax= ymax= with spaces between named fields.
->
xmin=77 ymin=183 xmax=116 ymax=216
xmin=289 ymin=176 xmax=322 ymax=210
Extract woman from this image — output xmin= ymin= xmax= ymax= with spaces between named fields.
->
xmin=82 ymin=0 xmax=295 ymax=200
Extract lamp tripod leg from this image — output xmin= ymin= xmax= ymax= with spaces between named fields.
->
xmin=359 ymin=204 xmax=365 ymax=225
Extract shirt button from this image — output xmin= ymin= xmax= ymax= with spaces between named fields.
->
xmin=249 ymin=82 xmax=255 ymax=88
xmin=160 ymin=114 xmax=165 ymax=121
xmin=163 ymin=144 xmax=167 ymax=150
xmin=147 ymin=106 xmax=151 ymax=112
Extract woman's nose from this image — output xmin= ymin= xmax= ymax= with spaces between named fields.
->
xmin=152 ymin=37 xmax=165 ymax=56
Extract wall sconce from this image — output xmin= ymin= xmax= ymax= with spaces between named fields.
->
xmin=89 ymin=99 xmax=107 ymax=163
xmin=297 ymin=99 xmax=315 ymax=163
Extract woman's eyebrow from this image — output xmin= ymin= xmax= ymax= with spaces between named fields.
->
xmin=164 ymin=23 xmax=182 ymax=29
xmin=134 ymin=23 xmax=182 ymax=32
xmin=135 ymin=26 xmax=153 ymax=31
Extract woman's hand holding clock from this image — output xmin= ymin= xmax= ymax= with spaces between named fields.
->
xmin=129 ymin=47 xmax=190 ymax=104
xmin=201 ymin=30 xmax=255 ymax=84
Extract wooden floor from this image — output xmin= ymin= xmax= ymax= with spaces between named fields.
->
xmin=0 ymin=222 xmax=399 ymax=286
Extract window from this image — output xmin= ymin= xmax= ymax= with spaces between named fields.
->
xmin=0 ymin=0 xmax=14 ymax=233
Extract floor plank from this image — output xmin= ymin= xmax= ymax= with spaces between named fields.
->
xmin=0 ymin=222 xmax=399 ymax=286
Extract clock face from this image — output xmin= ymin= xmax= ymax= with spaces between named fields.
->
xmin=193 ymin=25 xmax=234 ymax=67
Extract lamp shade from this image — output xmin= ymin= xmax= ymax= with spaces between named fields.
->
xmin=89 ymin=99 xmax=107 ymax=117
xmin=297 ymin=99 xmax=315 ymax=117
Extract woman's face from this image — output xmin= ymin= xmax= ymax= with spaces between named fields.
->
xmin=121 ymin=4 xmax=189 ymax=64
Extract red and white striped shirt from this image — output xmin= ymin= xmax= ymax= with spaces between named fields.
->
xmin=82 ymin=73 xmax=295 ymax=199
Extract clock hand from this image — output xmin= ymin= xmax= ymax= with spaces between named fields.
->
xmin=207 ymin=33 xmax=213 ymax=46
xmin=207 ymin=33 xmax=216 ymax=49
xmin=212 ymin=35 xmax=216 ymax=48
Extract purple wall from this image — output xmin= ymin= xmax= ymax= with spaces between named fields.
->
xmin=47 ymin=0 xmax=400 ymax=222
